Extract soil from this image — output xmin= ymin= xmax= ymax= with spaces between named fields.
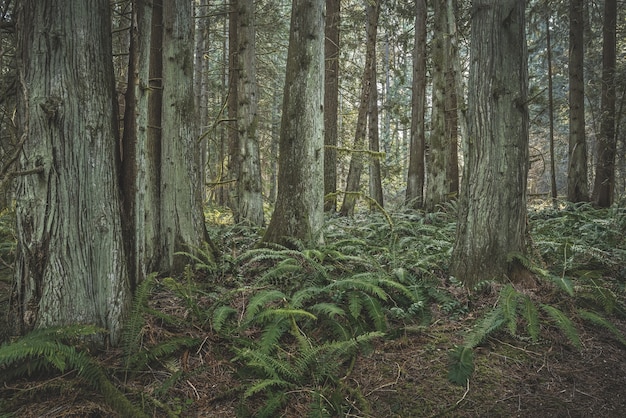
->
xmin=1 ymin=275 xmax=625 ymax=418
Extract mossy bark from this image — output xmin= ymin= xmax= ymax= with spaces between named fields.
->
xmin=451 ymin=0 xmax=529 ymax=287
xmin=14 ymin=0 xmax=130 ymax=345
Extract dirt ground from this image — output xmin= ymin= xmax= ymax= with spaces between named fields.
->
xmin=2 ymin=273 xmax=625 ymax=418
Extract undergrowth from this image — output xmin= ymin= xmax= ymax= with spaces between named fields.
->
xmin=1 ymin=202 xmax=624 ymax=416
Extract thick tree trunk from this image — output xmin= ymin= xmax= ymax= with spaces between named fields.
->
xmin=591 ymin=0 xmax=617 ymax=208
xmin=567 ymin=0 xmax=589 ymax=203
xmin=233 ymin=0 xmax=264 ymax=226
xmin=324 ymin=0 xmax=340 ymax=212
xmin=14 ymin=0 xmax=130 ymax=344
xmin=262 ymin=0 xmax=324 ymax=247
xmin=159 ymin=0 xmax=207 ymax=271
xmin=339 ymin=0 xmax=379 ymax=217
xmin=406 ymin=0 xmax=427 ymax=209
xmin=451 ymin=0 xmax=530 ymax=287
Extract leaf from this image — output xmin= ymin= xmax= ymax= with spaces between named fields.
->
xmin=577 ymin=309 xmax=626 ymax=348
xmin=212 ymin=305 xmax=237 ymax=333
xmin=520 ymin=296 xmax=540 ymax=342
xmin=500 ymin=284 xmax=519 ymax=336
xmin=541 ymin=304 xmax=581 ymax=349
xmin=448 ymin=345 xmax=474 ymax=386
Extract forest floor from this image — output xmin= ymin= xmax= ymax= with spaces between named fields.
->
xmin=1 ymin=204 xmax=625 ymax=417
xmin=1 ymin=277 xmax=625 ymax=417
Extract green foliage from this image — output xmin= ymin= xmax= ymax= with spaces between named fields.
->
xmin=0 ymin=325 xmax=147 ymax=418
xmin=448 ymin=202 xmax=626 ymax=388
xmin=448 ymin=346 xmax=474 ymax=386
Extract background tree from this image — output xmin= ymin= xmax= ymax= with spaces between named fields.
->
xmin=426 ymin=0 xmax=459 ymax=211
xmin=567 ymin=0 xmax=589 ymax=202
xmin=339 ymin=0 xmax=380 ymax=216
xmin=591 ymin=0 xmax=617 ymax=207
xmin=406 ymin=0 xmax=427 ymax=209
xmin=262 ymin=0 xmax=324 ymax=246
xmin=232 ymin=0 xmax=264 ymax=225
xmin=451 ymin=0 xmax=530 ymax=286
xmin=13 ymin=0 xmax=130 ymax=344
xmin=324 ymin=0 xmax=340 ymax=212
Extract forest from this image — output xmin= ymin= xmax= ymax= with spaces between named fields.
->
xmin=0 ymin=0 xmax=625 ymax=416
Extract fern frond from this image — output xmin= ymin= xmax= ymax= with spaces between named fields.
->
xmin=235 ymin=348 xmax=298 ymax=381
xmin=243 ymin=378 xmax=292 ymax=399
xmin=520 ymin=296 xmax=540 ymax=342
xmin=500 ymin=285 xmax=519 ymax=335
xmin=243 ymin=289 xmax=287 ymax=325
xmin=464 ymin=306 xmax=505 ymax=349
xmin=577 ymin=309 xmax=626 ymax=347
xmin=540 ymin=304 xmax=581 ymax=349
xmin=448 ymin=345 xmax=474 ymax=386
xmin=212 ymin=305 xmax=238 ymax=333
xmin=308 ymin=302 xmax=346 ymax=319
xmin=326 ymin=276 xmax=388 ymax=301
xmin=121 ymin=273 xmax=157 ymax=362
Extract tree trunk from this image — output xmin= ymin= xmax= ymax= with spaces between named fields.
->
xmin=324 ymin=0 xmax=340 ymax=213
xmin=406 ymin=0 xmax=427 ymax=209
xmin=451 ymin=0 xmax=530 ymax=287
xmin=339 ymin=0 xmax=379 ymax=217
xmin=426 ymin=0 xmax=459 ymax=211
xmin=123 ymin=0 xmax=153 ymax=285
xmin=233 ymin=0 xmax=264 ymax=226
xmin=368 ymin=56 xmax=384 ymax=210
xmin=194 ymin=0 xmax=210 ymax=204
xmin=262 ymin=0 xmax=324 ymax=247
xmin=591 ymin=0 xmax=617 ymax=208
xmin=567 ymin=0 xmax=589 ymax=203
xmin=159 ymin=0 xmax=207 ymax=271
xmin=546 ymin=13 xmax=558 ymax=207
xmin=14 ymin=0 xmax=130 ymax=344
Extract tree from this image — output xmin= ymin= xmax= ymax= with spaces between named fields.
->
xmin=546 ymin=12 xmax=558 ymax=206
xmin=14 ymin=0 xmax=130 ymax=344
xmin=591 ymin=0 xmax=617 ymax=207
xmin=426 ymin=0 xmax=459 ymax=211
xmin=262 ymin=0 xmax=324 ymax=247
xmin=406 ymin=0 xmax=427 ymax=209
xmin=232 ymin=0 xmax=264 ymax=225
xmin=368 ymin=14 xmax=383 ymax=211
xmin=451 ymin=0 xmax=530 ymax=287
xmin=567 ymin=0 xmax=589 ymax=202
xmin=339 ymin=0 xmax=380 ymax=217
xmin=324 ymin=0 xmax=340 ymax=212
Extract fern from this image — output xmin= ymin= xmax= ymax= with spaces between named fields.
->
xmin=448 ymin=345 xmax=475 ymax=386
xmin=540 ymin=304 xmax=581 ymax=349
xmin=464 ymin=305 xmax=506 ymax=349
xmin=577 ymin=309 xmax=626 ymax=347
xmin=121 ymin=273 xmax=157 ymax=366
xmin=0 ymin=325 xmax=147 ymax=418
xmin=520 ymin=295 xmax=540 ymax=342
xmin=500 ymin=284 xmax=519 ymax=335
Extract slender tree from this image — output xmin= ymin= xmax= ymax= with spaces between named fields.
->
xmin=262 ymin=0 xmax=324 ymax=247
xmin=14 ymin=0 xmax=130 ymax=344
xmin=567 ymin=0 xmax=588 ymax=202
xmin=426 ymin=0 xmax=459 ymax=211
xmin=340 ymin=0 xmax=380 ymax=216
xmin=232 ymin=0 xmax=264 ymax=225
xmin=123 ymin=0 xmax=153 ymax=284
xmin=406 ymin=0 xmax=427 ymax=209
xmin=368 ymin=26 xmax=383 ymax=210
xmin=324 ymin=0 xmax=340 ymax=212
xmin=546 ymin=13 xmax=558 ymax=206
xmin=591 ymin=0 xmax=617 ymax=207
xmin=451 ymin=0 xmax=531 ymax=287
